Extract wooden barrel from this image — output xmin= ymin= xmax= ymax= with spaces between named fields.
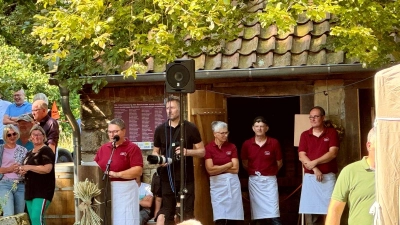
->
xmin=45 ymin=162 xmax=75 ymax=225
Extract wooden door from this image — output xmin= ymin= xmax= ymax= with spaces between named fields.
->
xmin=187 ymin=90 xmax=227 ymax=225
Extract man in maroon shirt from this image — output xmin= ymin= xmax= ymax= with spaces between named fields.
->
xmin=298 ymin=106 xmax=339 ymax=225
xmin=241 ymin=116 xmax=283 ymax=225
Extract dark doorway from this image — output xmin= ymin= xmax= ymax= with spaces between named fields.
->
xmin=227 ymin=96 xmax=303 ymax=225
xmin=359 ymin=89 xmax=375 ymax=157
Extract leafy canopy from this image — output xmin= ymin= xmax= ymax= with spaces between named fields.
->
xmin=1 ymin=0 xmax=400 ymax=93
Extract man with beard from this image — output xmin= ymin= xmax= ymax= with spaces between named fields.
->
xmin=3 ymin=89 xmax=32 ymax=125
xmin=151 ymin=95 xmax=205 ymax=225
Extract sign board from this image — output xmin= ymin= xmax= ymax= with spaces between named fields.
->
xmin=294 ymin=114 xmax=311 ymax=147
xmin=114 ymin=103 xmax=167 ymax=150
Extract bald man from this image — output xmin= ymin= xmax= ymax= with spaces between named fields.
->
xmin=32 ymin=100 xmax=59 ymax=152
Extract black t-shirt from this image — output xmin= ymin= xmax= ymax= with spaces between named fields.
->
xmin=153 ymin=120 xmax=202 ymax=182
xmin=23 ymin=146 xmax=56 ymax=201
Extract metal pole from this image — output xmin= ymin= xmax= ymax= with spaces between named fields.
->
xmin=179 ymin=92 xmax=185 ymax=222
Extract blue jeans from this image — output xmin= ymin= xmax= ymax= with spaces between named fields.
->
xmin=0 ymin=179 xmax=25 ymax=216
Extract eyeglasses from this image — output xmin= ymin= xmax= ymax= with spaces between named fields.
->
xmin=31 ymin=133 xmax=44 ymax=137
xmin=32 ymin=109 xmax=43 ymax=112
xmin=309 ymin=115 xmax=321 ymax=120
xmin=107 ymin=130 xmax=120 ymax=135
xmin=7 ymin=132 xmax=17 ymax=137
xmin=217 ymin=132 xmax=229 ymax=135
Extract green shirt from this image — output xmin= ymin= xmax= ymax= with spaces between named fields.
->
xmin=331 ymin=157 xmax=375 ymax=225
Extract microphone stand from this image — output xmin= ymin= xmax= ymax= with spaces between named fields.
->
xmin=179 ymin=92 xmax=185 ymax=222
xmin=103 ymin=141 xmax=117 ymax=225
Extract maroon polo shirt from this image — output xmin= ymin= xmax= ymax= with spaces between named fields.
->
xmin=205 ymin=140 xmax=238 ymax=168
xmin=241 ymin=136 xmax=282 ymax=176
xmin=298 ymin=127 xmax=339 ymax=174
xmin=94 ymin=138 xmax=143 ymax=181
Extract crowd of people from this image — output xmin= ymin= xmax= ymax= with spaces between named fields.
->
xmin=0 ymin=89 xmax=58 ymax=225
xmin=94 ymin=95 xmax=377 ymax=225
xmin=1 ymin=89 xmax=377 ymax=225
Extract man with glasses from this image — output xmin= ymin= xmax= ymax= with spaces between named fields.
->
xmin=0 ymin=92 xmax=11 ymax=144
xmin=32 ymin=100 xmax=59 ymax=153
xmin=298 ymin=106 xmax=339 ymax=225
xmin=241 ymin=116 xmax=283 ymax=225
xmin=2 ymin=89 xmax=32 ymax=126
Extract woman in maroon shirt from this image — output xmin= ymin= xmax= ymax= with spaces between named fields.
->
xmin=204 ymin=121 xmax=243 ymax=225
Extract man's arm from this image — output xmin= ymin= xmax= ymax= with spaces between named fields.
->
xmin=140 ymin=195 xmax=153 ymax=208
xmin=277 ymin=159 xmax=283 ymax=170
xmin=325 ymin=199 xmax=346 ymax=225
xmin=3 ymin=114 xmax=17 ymax=125
xmin=152 ymin=146 xmax=161 ymax=156
xmin=185 ymin=141 xmax=205 ymax=158
xmin=242 ymin=159 xmax=248 ymax=171
xmin=306 ymin=146 xmax=339 ymax=169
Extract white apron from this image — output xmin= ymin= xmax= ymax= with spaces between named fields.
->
xmin=111 ymin=180 xmax=140 ymax=225
xmin=299 ymin=173 xmax=336 ymax=214
xmin=210 ymin=173 xmax=244 ymax=221
xmin=248 ymin=175 xmax=280 ymax=220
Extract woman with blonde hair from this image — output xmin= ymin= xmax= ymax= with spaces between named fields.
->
xmin=0 ymin=124 xmax=27 ymax=216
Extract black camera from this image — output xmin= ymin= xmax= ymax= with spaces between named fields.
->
xmin=172 ymin=141 xmax=181 ymax=161
xmin=147 ymin=155 xmax=172 ymax=165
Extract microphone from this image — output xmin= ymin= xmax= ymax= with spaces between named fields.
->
xmin=112 ymin=135 xmax=120 ymax=147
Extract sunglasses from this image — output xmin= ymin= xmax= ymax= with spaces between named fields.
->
xmin=7 ymin=132 xmax=17 ymax=137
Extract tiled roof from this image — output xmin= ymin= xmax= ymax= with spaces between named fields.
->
xmin=126 ymin=2 xmax=360 ymax=74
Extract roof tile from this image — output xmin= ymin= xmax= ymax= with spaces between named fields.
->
xmin=310 ymin=34 xmax=327 ymax=52
xmin=221 ymin=53 xmax=240 ymax=69
xmin=224 ymin=38 xmax=242 ymax=55
xmin=255 ymin=52 xmax=274 ymax=68
xmin=312 ymin=21 xmax=330 ymax=36
xmin=275 ymin=36 xmax=293 ymax=54
xmin=273 ymin=52 xmax=292 ymax=66
xmin=257 ymin=37 xmax=276 ymax=54
xmin=308 ymin=50 xmax=327 ymax=65
xmin=327 ymin=51 xmax=345 ymax=64
xmin=243 ymin=23 xmax=261 ymax=40
xmin=239 ymin=37 xmax=259 ymax=55
xmin=294 ymin=21 xmax=313 ymax=37
xmin=292 ymin=52 xmax=309 ymax=66
xmin=260 ymin=24 xmax=278 ymax=39
xmin=205 ymin=53 xmax=222 ymax=70
xmin=239 ymin=52 xmax=257 ymax=68
xmin=292 ymin=35 xmax=311 ymax=54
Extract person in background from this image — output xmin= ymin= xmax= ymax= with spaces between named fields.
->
xmin=151 ymin=169 xmax=162 ymax=221
xmin=152 ymin=95 xmax=205 ymax=225
xmin=298 ymin=106 xmax=339 ymax=225
xmin=31 ymin=100 xmax=59 ymax=153
xmin=32 ymin=93 xmax=51 ymax=117
xmin=94 ymin=118 xmax=143 ymax=225
xmin=3 ymin=89 xmax=32 ymax=125
xmin=325 ymin=127 xmax=376 ymax=225
xmin=16 ymin=114 xmax=35 ymax=151
xmin=241 ymin=116 xmax=283 ymax=225
xmin=0 ymin=124 xmax=27 ymax=216
xmin=137 ymin=177 xmax=154 ymax=225
xmin=20 ymin=125 xmax=55 ymax=225
xmin=0 ymin=92 xmax=11 ymax=144
xmin=205 ymin=121 xmax=244 ymax=225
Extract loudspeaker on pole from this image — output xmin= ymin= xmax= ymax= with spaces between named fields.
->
xmin=165 ymin=59 xmax=195 ymax=93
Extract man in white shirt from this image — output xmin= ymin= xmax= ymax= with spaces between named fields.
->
xmin=137 ymin=178 xmax=154 ymax=225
